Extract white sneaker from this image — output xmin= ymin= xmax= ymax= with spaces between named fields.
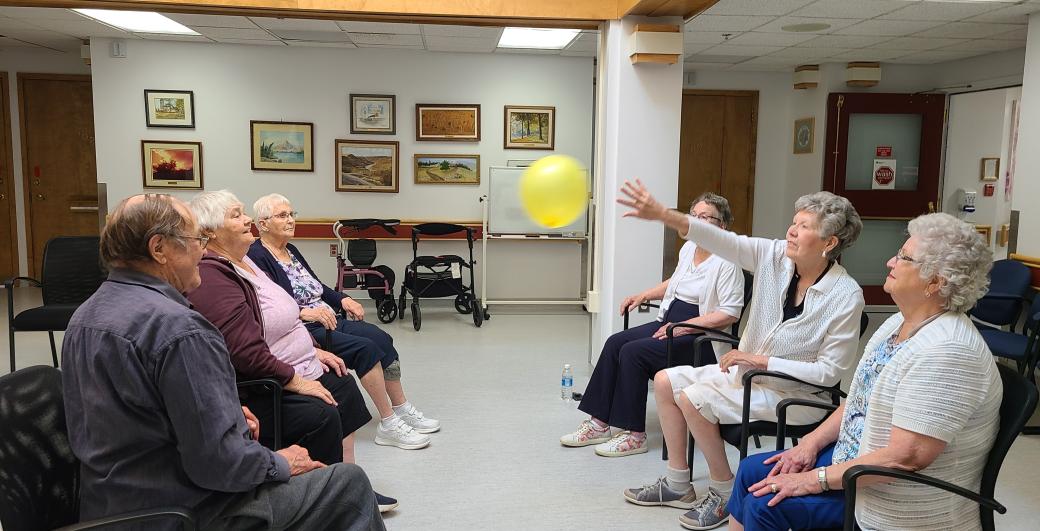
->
xmin=397 ymin=403 xmax=440 ymax=433
xmin=560 ymin=419 xmax=612 ymax=447
xmin=594 ymin=431 xmax=648 ymax=457
xmin=375 ymin=416 xmax=431 ymax=450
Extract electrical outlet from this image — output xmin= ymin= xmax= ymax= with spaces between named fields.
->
xmin=329 ymin=244 xmax=338 ymax=257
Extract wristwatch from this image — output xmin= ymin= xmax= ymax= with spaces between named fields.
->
xmin=817 ymin=467 xmax=830 ymax=492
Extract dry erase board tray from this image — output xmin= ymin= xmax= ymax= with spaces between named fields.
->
xmin=488 ymin=233 xmax=586 ymax=240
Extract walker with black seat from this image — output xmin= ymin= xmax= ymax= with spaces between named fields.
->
xmin=399 ymin=222 xmax=487 ymax=331
xmin=332 ymin=218 xmax=400 ymax=323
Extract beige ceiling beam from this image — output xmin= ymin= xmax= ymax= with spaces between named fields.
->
xmin=623 ymin=0 xmax=718 ymax=19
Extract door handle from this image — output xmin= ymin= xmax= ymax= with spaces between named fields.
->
xmin=70 ymin=205 xmax=98 ymax=212
xmin=927 ymin=201 xmax=935 ymax=213
xmin=36 ymin=193 xmax=45 ymax=201
xmin=0 ymin=193 xmax=6 ymax=201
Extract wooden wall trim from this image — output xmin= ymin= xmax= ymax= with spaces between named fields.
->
xmin=682 ymin=89 xmax=759 ymax=98
xmin=1 ymin=73 xmax=17 ymax=278
xmin=625 ymin=0 xmax=719 ymax=18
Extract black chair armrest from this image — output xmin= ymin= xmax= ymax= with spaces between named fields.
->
xmin=237 ymin=378 xmax=284 ymax=449
xmin=775 ymin=398 xmax=837 ymax=449
xmin=55 ymin=507 xmax=197 ymax=530
xmin=3 ymin=276 xmax=41 ymax=289
xmin=664 ymin=323 xmax=736 ymax=367
xmin=743 ymin=369 xmax=847 ymax=400
xmin=622 ymin=300 xmax=660 ymax=330
xmin=842 ymin=465 xmax=1005 ymax=531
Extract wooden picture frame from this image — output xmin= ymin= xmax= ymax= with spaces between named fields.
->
xmin=144 ymin=89 xmax=195 ymax=128
xmin=414 ymin=154 xmax=480 ymax=185
xmin=793 ymin=117 xmax=814 ymax=154
xmin=504 ymin=105 xmax=555 ymax=150
xmin=335 ymin=139 xmax=399 ymax=193
xmin=250 ymin=120 xmax=314 ymax=172
xmin=350 ymin=94 xmax=396 ymax=135
xmin=141 ymin=140 xmax=203 ymax=189
xmin=415 ymin=103 xmax=480 ymax=141
xmin=975 ymin=224 xmax=992 ymax=246
xmin=980 ymin=157 xmax=1000 ymax=182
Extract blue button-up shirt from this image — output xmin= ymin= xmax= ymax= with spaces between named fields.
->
xmin=61 ymin=268 xmax=289 ymax=522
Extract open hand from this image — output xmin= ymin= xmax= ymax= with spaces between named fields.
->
xmin=749 ymin=469 xmax=822 ymax=506
xmin=300 ymin=306 xmax=337 ymax=329
xmin=617 ymin=179 xmax=668 ymax=221
xmin=315 ymin=348 xmax=348 ymax=377
xmin=762 ymin=443 xmax=820 ymax=477
xmin=284 ymin=374 xmax=338 ymax=406
xmin=652 ymin=323 xmax=694 ymax=340
xmin=718 ymin=349 xmax=768 ymax=372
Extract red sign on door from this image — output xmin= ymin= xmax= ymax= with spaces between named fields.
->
xmin=875 ymin=166 xmax=894 ymax=185
xmin=876 ymin=146 xmax=892 ymax=157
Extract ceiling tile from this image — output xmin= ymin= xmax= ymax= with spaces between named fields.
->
xmin=561 ymin=48 xmax=596 ymax=57
xmin=831 ymin=49 xmax=912 ymax=61
xmin=0 ymin=7 xmax=85 ymax=20
xmin=994 ymin=27 xmax=1028 ymax=40
xmin=683 ymin=53 xmax=748 ymax=64
xmin=494 ymin=47 xmax=560 ymax=55
xmin=870 ymin=37 xmax=969 ymax=50
xmin=134 ymin=33 xmax=213 ymax=42
xmin=193 ymin=27 xmax=273 ymax=40
xmin=682 ymin=62 xmax=732 ymax=71
xmin=965 ymin=4 xmax=1039 ymax=24
xmin=684 ymin=43 xmax=715 ymax=55
xmin=684 ymin=15 xmax=774 ymax=33
xmin=355 ymin=42 xmax=423 ymax=49
xmin=565 ymin=33 xmax=597 ymax=52
xmin=913 ymin=21 xmax=1021 ymax=39
xmin=723 ymin=31 xmax=817 ymax=47
xmin=880 ymin=1 xmax=1009 ymax=22
xmin=727 ymin=63 xmax=792 ymax=72
xmin=835 ymin=19 xmax=946 ymax=36
xmin=888 ymin=49 xmax=984 ymax=64
xmin=796 ymin=34 xmax=893 ymax=48
xmin=422 ymin=24 xmax=501 ymax=38
xmin=738 ymin=55 xmax=803 ymax=66
xmin=423 ymin=35 xmax=496 ymax=53
xmin=789 ymin=0 xmax=913 ymax=19
xmin=250 ymin=18 xmax=340 ymax=31
xmin=348 ymin=32 xmax=422 ymax=46
xmin=213 ymin=38 xmax=286 ymax=46
xmin=164 ymin=14 xmax=256 ymax=29
xmin=939 ymin=39 xmax=1025 ymax=53
xmin=22 ymin=19 xmax=130 ymax=38
xmin=703 ymin=0 xmax=816 ymax=17
xmin=768 ymin=47 xmax=853 ymax=59
xmin=702 ymin=44 xmax=785 ymax=56
xmin=752 ymin=17 xmax=863 ymax=34
xmin=683 ymin=31 xmax=735 ymax=44
xmin=284 ymin=40 xmax=357 ymax=48
xmin=268 ymin=29 xmax=351 ymax=42
xmin=336 ymin=21 xmax=420 ymax=34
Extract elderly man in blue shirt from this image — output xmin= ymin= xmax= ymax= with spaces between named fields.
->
xmin=61 ymin=194 xmax=384 ymax=530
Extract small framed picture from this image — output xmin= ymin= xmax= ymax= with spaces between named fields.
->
xmin=980 ymin=157 xmax=1000 ymax=181
xmin=335 ymin=139 xmax=399 ymax=193
xmin=415 ymin=104 xmax=480 ymax=141
xmin=251 ymin=121 xmax=314 ymax=172
xmin=504 ymin=105 xmax=555 ymax=150
xmin=144 ymin=89 xmax=195 ymax=128
xmin=414 ymin=154 xmax=480 ymax=185
xmin=350 ymin=94 xmax=396 ymax=135
xmin=141 ymin=140 xmax=203 ymax=189
xmin=793 ymin=117 xmax=814 ymax=155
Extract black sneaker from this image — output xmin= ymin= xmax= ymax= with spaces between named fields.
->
xmin=375 ymin=492 xmax=398 ymax=513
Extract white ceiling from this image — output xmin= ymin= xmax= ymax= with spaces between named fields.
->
xmin=0 ymin=6 xmax=596 ymax=57
xmin=685 ymin=0 xmax=1040 ymax=71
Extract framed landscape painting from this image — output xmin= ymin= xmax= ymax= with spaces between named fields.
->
xmin=415 ymin=104 xmax=480 ymax=141
xmin=335 ymin=139 xmax=399 ymax=193
xmin=504 ymin=105 xmax=554 ymax=150
xmin=144 ymin=89 xmax=195 ymax=128
xmin=251 ymin=121 xmax=314 ymax=172
xmin=414 ymin=154 xmax=480 ymax=185
xmin=350 ymin=94 xmax=396 ymax=134
xmin=141 ymin=140 xmax=203 ymax=189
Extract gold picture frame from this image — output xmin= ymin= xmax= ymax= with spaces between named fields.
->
xmin=504 ymin=105 xmax=555 ymax=150
xmin=793 ymin=117 xmax=814 ymax=154
xmin=980 ymin=157 xmax=1000 ymax=182
xmin=415 ymin=104 xmax=480 ymax=141
xmin=335 ymin=139 xmax=399 ymax=193
xmin=250 ymin=121 xmax=314 ymax=172
xmin=141 ymin=140 xmax=203 ymax=189
xmin=414 ymin=154 xmax=480 ymax=185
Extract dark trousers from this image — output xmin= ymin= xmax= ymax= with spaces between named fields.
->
xmin=577 ymin=300 xmax=716 ymax=432
xmin=727 ymin=445 xmax=844 ymax=531
xmin=307 ymin=318 xmax=399 ymax=375
xmin=246 ymin=371 xmax=372 ymax=465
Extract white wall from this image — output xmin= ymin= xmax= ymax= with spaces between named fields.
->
xmin=1 ymin=48 xmax=91 ymax=274
xmin=1013 ymin=14 xmax=1040 ymax=256
xmin=89 ymin=38 xmax=594 ymax=299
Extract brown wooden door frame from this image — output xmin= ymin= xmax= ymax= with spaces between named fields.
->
xmin=17 ymin=73 xmax=94 ymax=277
xmin=1 ymin=72 xmax=17 ymax=278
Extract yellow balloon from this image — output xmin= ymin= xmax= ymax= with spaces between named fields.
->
xmin=519 ymin=155 xmax=588 ymax=229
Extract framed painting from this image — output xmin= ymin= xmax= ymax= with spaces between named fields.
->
xmin=793 ymin=117 xmax=814 ymax=155
xmin=504 ymin=105 xmax=555 ymax=150
xmin=335 ymin=139 xmax=399 ymax=193
xmin=251 ymin=121 xmax=314 ymax=172
xmin=144 ymin=89 xmax=195 ymax=128
xmin=414 ymin=154 xmax=480 ymax=185
xmin=350 ymin=93 xmax=396 ymax=135
xmin=980 ymin=157 xmax=1000 ymax=182
xmin=415 ymin=104 xmax=480 ymax=141
xmin=141 ymin=140 xmax=203 ymax=189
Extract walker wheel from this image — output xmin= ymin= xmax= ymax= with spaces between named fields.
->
xmin=472 ymin=299 xmax=484 ymax=327
xmin=377 ymin=299 xmax=398 ymax=323
xmin=454 ymin=294 xmax=471 ymax=314
xmin=411 ymin=303 xmax=421 ymax=331
xmin=398 ymin=293 xmax=407 ymax=321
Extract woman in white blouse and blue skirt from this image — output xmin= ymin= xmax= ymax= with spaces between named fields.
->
xmin=560 ymin=192 xmax=745 ymax=458
xmin=618 ymin=181 xmax=865 ymax=531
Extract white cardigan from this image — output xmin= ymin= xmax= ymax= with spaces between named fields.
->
xmin=681 ymin=216 xmax=864 ymax=392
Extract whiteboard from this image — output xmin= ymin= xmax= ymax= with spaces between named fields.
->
xmin=487 ymin=166 xmax=588 ymax=236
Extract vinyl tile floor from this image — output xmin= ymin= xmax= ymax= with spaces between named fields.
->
xmin=3 ymin=288 xmax=1039 ymax=530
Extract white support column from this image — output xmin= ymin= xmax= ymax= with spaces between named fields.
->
xmin=589 ymin=16 xmax=683 ymax=363
xmin=1012 ymin=13 xmax=1040 ymax=256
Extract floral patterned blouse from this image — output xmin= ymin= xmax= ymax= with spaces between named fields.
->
xmin=278 ymin=251 xmax=335 ymax=313
xmin=832 ymin=334 xmax=904 ymax=463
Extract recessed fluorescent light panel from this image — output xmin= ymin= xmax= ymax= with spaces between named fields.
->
xmin=73 ymin=9 xmax=199 ymax=35
xmin=498 ymin=27 xmax=579 ymax=49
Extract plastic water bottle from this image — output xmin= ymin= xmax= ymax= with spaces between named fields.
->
xmin=561 ymin=364 xmax=574 ymax=400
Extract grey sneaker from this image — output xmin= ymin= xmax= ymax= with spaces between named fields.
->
xmin=623 ymin=477 xmax=698 ymax=509
xmin=678 ymin=487 xmax=729 ymax=530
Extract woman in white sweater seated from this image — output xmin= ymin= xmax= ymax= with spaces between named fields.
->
xmin=617 ymin=181 xmax=865 ymax=531
xmin=726 ymin=213 xmax=999 ymax=531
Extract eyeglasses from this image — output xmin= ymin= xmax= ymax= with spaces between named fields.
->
xmin=693 ymin=213 xmax=722 ymax=224
xmin=895 ymin=250 xmax=919 ymax=264
xmin=175 ymin=234 xmax=210 ymax=248
xmin=266 ymin=211 xmax=298 ymax=221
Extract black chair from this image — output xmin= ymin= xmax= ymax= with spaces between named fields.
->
xmin=237 ymin=378 xmax=285 ymax=450
xmin=834 ymin=363 xmax=1037 ymax=531
xmin=969 ymin=259 xmax=1032 ymax=333
xmin=978 ymin=294 xmax=1040 ymax=384
xmin=0 ymin=366 xmax=195 ymax=530
xmin=5 ymin=236 xmax=106 ymax=372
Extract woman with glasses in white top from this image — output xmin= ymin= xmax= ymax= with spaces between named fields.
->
xmin=560 ymin=192 xmax=745 ymax=459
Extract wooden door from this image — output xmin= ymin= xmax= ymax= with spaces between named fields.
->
xmin=823 ymin=92 xmax=946 ymax=305
xmin=669 ymin=90 xmax=757 ymax=273
xmin=1 ymin=73 xmax=17 ymax=280
xmin=18 ymin=74 xmax=98 ymax=276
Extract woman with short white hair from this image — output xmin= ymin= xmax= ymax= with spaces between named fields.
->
xmin=725 ymin=212 xmax=1000 ymax=531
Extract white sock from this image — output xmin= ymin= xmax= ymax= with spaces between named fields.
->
xmin=392 ymin=401 xmax=413 ymax=415
xmin=380 ymin=412 xmax=399 ymax=428
xmin=710 ymin=477 xmax=734 ymax=499
xmin=666 ymin=466 xmax=692 ymax=492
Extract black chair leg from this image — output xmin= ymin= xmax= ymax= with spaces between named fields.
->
xmin=753 ymin=434 xmax=762 ymax=449
xmin=688 ymin=434 xmax=695 ymax=482
xmin=48 ymin=331 xmax=59 ymax=367
xmin=8 ymin=326 xmax=14 ymax=373
xmin=662 ymin=440 xmax=668 ymax=461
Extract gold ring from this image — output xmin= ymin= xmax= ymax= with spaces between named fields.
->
xmin=770 ymin=484 xmax=778 ymax=494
